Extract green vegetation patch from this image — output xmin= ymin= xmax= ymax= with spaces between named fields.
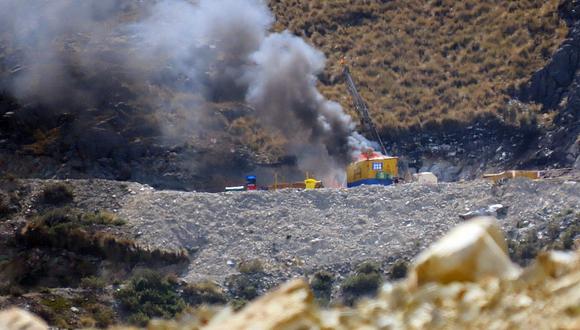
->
xmin=183 ymin=281 xmax=228 ymax=306
xmin=238 ymin=259 xmax=264 ymax=274
xmin=310 ymin=270 xmax=335 ymax=306
xmin=389 ymin=259 xmax=409 ymax=280
xmin=18 ymin=208 xmax=188 ymax=266
xmin=41 ymin=183 xmax=74 ymax=205
xmin=341 ymin=261 xmax=383 ymax=305
xmin=115 ymin=270 xmax=186 ymax=326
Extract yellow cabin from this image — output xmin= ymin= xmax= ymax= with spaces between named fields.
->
xmin=347 ymin=151 xmax=398 ymax=188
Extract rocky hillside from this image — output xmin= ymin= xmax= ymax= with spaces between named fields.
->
xmin=1 ymin=208 xmax=579 ymax=329
xmin=0 ymin=0 xmax=578 ymax=190
xmin=0 ymin=177 xmax=578 ymax=327
xmin=271 ymin=0 xmax=580 ymax=178
xmin=272 ymin=0 xmax=566 ymax=129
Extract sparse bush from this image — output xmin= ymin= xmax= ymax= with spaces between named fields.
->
xmin=226 ymin=274 xmax=259 ymax=300
xmin=183 ymin=281 xmax=228 ymax=306
xmin=509 ymin=229 xmax=540 ymax=265
xmin=310 ymin=270 xmax=334 ymax=292
xmin=18 ymin=208 xmax=188 ymax=266
xmin=341 ymin=261 xmax=383 ymax=305
xmin=270 ymin=0 xmax=566 ymax=131
xmin=39 ymin=295 xmax=73 ymax=328
xmin=229 ymin=298 xmax=248 ymax=311
xmin=389 ymin=259 xmax=409 ymax=280
xmin=310 ymin=270 xmax=335 ymax=305
xmin=238 ymin=259 xmax=264 ymax=274
xmin=80 ymin=276 xmax=107 ymax=291
xmin=82 ymin=210 xmax=126 ymax=226
xmin=0 ymin=191 xmax=15 ymax=218
xmin=41 ymin=183 xmax=74 ymax=205
xmin=115 ymin=270 xmax=186 ymax=326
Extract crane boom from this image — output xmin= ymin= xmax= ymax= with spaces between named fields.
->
xmin=343 ymin=66 xmax=388 ymax=155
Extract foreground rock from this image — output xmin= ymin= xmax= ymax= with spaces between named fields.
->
xmin=410 ymin=217 xmax=521 ymax=285
xmin=0 ymin=308 xmax=48 ymax=330
xmin=1 ymin=216 xmax=578 ymax=329
xmin=122 ymin=217 xmax=580 ymax=329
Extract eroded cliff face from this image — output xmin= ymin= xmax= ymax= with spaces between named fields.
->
xmin=517 ymin=0 xmax=580 ymax=170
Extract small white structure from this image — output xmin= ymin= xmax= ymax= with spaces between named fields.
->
xmin=413 ymin=172 xmax=438 ymax=184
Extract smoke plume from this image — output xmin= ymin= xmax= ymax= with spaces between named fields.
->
xmin=0 ymin=0 xmax=372 ymax=185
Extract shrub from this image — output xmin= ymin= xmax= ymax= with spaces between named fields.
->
xmin=389 ymin=259 xmax=409 ymax=280
xmin=86 ymin=303 xmax=116 ymax=328
xmin=238 ymin=259 xmax=264 ymax=274
xmin=80 ymin=276 xmax=107 ymax=291
xmin=41 ymin=183 xmax=74 ymax=205
xmin=229 ymin=298 xmax=248 ymax=311
xmin=183 ymin=281 xmax=228 ymax=306
xmin=508 ymin=229 xmax=540 ymax=265
xmin=0 ymin=191 xmax=14 ymax=218
xmin=354 ymin=261 xmax=381 ymax=275
xmin=115 ymin=270 xmax=186 ymax=326
xmin=341 ymin=261 xmax=383 ymax=305
xmin=341 ymin=273 xmax=382 ymax=296
xmin=82 ymin=210 xmax=126 ymax=226
xmin=560 ymin=221 xmax=579 ymax=250
xmin=310 ymin=270 xmax=334 ymax=293
xmin=226 ymin=274 xmax=259 ymax=300
xmin=310 ymin=270 xmax=335 ymax=305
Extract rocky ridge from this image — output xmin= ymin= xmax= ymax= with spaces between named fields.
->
xmin=2 ymin=217 xmax=578 ymax=330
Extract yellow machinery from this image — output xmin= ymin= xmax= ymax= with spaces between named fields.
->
xmin=347 ymin=150 xmax=398 ymax=187
xmin=269 ymin=174 xmax=323 ymax=190
xmin=343 ymin=64 xmax=400 ymax=188
xmin=483 ymin=170 xmax=541 ymax=183
xmin=304 ymin=178 xmax=321 ymax=189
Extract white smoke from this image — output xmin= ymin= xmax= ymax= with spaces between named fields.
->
xmin=0 ymin=0 xmax=374 ymax=186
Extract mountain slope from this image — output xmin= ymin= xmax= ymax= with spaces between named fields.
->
xmin=271 ymin=0 xmax=566 ymax=130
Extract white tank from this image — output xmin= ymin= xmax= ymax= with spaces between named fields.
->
xmin=413 ymin=172 xmax=438 ymax=184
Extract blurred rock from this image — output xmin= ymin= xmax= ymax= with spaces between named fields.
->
xmin=206 ymin=279 xmax=318 ymax=330
xmin=0 ymin=308 xmax=48 ymax=330
xmin=409 ymin=217 xmax=521 ymax=285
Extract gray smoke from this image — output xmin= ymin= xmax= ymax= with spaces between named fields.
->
xmin=245 ymin=31 xmax=370 ymax=183
xmin=0 ymin=0 xmax=371 ymax=185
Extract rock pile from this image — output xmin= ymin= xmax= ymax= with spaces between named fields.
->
xmin=139 ymin=217 xmax=580 ymax=329
xmin=1 ymin=217 xmax=578 ymax=329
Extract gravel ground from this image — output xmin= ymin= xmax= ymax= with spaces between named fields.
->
xmin=5 ymin=178 xmax=578 ymax=284
xmin=115 ymin=178 xmax=579 ymax=282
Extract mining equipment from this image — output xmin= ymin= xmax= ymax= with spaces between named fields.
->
xmin=483 ymin=170 xmax=541 ymax=183
xmin=343 ymin=65 xmax=399 ymax=187
xmin=246 ymin=175 xmax=258 ymax=190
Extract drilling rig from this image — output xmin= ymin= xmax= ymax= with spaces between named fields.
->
xmin=343 ymin=65 xmax=399 ymax=188
xmin=343 ymin=65 xmax=389 ymax=156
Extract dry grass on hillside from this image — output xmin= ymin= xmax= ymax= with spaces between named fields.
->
xmin=270 ymin=0 xmax=567 ymax=131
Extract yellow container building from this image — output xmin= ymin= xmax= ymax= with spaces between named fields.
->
xmin=347 ymin=151 xmax=399 ymax=188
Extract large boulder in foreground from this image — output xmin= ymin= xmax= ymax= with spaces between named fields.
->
xmin=205 ymin=279 xmax=318 ymax=330
xmin=409 ymin=217 xmax=521 ymax=285
xmin=0 ymin=308 xmax=48 ymax=330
